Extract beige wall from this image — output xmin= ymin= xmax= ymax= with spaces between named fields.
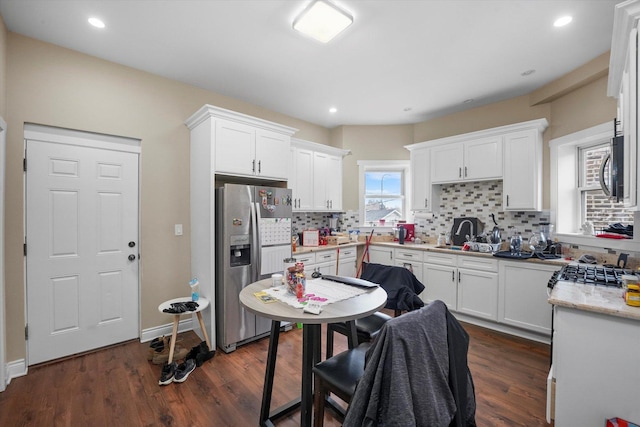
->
xmin=336 ymin=124 xmax=414 ymax=211
xmin=4 ymin=33 xmax=328 ymax=362
xmin=333 ymin=69 xmax=615 ymax=213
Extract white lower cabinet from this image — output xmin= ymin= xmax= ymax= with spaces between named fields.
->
xmin=293 ymin=252 xmax=316 ymax=275
xmin=498 ymin=261 xmax=556 ymax=335
xmin=367 ymin=246 xmax=395 ymax=265
xmin=395 ymin=248 xmax=424 ymax=297
xmin=423 ymin=252 xmax=498 ymax=320
xmin=337 ymin=247 xmax=357 ymax=277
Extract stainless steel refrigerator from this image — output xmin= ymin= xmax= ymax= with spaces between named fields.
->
xmin=215 ymin=184 xmax=292 ymax=353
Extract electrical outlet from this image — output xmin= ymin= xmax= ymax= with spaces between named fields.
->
xmin=175 ymin=224 xmax=183 ymax=236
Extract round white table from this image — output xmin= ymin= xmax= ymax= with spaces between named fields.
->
xmin=157 ymin=296 xmax=211 ymax=364
xmin=240 ymin=278 xmax=387 ymax=427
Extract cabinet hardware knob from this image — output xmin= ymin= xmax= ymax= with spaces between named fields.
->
xmin=258 ymin=160 xmax=261 ymax=173
xmin=464 ymin=166 xmax=468 ymax=177
xmin=252 ymin=159 xmax=255 ymax=172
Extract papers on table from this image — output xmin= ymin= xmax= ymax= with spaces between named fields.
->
xmin=263 ymin=277 xmax=368 ymax=309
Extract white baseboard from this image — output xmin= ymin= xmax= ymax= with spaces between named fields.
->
xmin=140 ymin=317 xmax=194 ymax=343
xmin=2 ymin=317 xmax=194 ymax=392
xmin=5 ymin=358 xmax=27 ymax=386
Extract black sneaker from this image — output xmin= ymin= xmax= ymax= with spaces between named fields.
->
xmin=174 ymin=358 xmax=196 ymax=383
xmin=158 ymin=361 xmax=177 ymax=385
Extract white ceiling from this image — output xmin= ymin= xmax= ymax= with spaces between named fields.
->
xmin=0 ymin=0 xmax=622 ymax=128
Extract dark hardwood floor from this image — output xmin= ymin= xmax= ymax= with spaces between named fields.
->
xmin=0 ymin=319 xmax=552 ymax=426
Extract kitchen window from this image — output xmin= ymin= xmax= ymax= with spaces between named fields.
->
xmin=357 ymin=160 xmax=411 ymax=227
xmin=550 ymin=122 xmax=638 ymax=250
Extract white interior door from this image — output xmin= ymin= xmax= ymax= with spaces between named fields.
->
xmin=26 ymin=137 xmax=140 ymax=365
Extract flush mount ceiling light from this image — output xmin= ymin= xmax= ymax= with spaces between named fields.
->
xmin=329 ymin=107 xmax=338 ymax=113
xmin=88 ymin=17 xmax=105 ymax=28
xmin=293 ymin=0 xmax=353 ymax=43
xmin=554 ymin=16 xmax=573 ymax=27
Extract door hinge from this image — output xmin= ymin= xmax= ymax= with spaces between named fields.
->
xmin=23 ymin=241 xmax=27 ymax=256
xmin=25 ymin=325 xmax=28 ymax=340
xmin=23 ymin=158 xmax=26 ymax=172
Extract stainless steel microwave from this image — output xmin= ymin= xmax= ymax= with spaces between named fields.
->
xmin=599 ymin=120 xmax=624 ymax=202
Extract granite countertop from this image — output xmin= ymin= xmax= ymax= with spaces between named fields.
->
xmin=370 ymin=241 xmax=570 ymax=266
xmin=549 ymin=281 xmax=640 ymax=321
xmin=294 ymin=240 xmax=569 ymax=266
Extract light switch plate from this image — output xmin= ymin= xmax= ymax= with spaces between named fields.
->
xmin=175 ymin=224 xmax=183 ymax=236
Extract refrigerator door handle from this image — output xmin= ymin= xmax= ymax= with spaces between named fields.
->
xmin=252 ymin=200 xmax=261 ymax=280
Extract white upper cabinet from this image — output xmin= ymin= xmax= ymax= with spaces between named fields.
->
xmin=410 ymin=147 xmax=432 ymax=211
xmin=289 ymin=146 xmax=314 ymax=211
xmin=406 ymin=118 xmax=547 ymax=212
xmin=431 ymin=144 xmax=463 ymax=183
xmin=185 ymin=104 xmax=298 ymax=181
xmin=465 ymin=136 xmax=503 ymax=180
xmin=290 ymin=138 xmax=349 ymax=212
xmin=503 ymin=129 xmax=543 ymax=211
xmin=430 ymin=136 xmax=502 ymax=184
xmin=255 ymin=130 xmax=291 ymax=179
xmin=215 ymin=120 xmax=256 ymax=176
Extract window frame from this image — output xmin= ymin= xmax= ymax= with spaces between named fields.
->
xmin=357 ymin=160 xmax=411 ymax=229
xmin=550 ymin=122 xmax=639 ymax=250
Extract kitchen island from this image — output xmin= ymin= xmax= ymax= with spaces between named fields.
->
xmin=548 ymin=282 xmax=640 ymax=426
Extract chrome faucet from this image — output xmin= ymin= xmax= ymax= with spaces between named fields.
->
xmin=455 ymin=219 xmax=474 ymax=240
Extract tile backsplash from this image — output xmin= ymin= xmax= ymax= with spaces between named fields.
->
xmin=294 ymin=180 xmax=551 ymax=239
xmin=292 ymin=179 xmax=637 ymax=264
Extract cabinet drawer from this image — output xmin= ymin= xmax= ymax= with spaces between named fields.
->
xmin=339 ymin=247 xmax=357 ymax=259
xmin=457 ymin=255 xmax=498 ymax=272
xmin=315 ymin=250 xmax=337 ymax=263
xmin=424 ymin=251 xmax=457 ymax=266
xmin=294 ymin=252 xmax=316 ymax=265
xmin=395 ymin=248 xmax=424 ymax=262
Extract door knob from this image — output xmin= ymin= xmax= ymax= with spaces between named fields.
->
xmin=128 ymin=254 xmax=136 ymax=261
xmin=128 ymin=241 xmax=136 ymax=248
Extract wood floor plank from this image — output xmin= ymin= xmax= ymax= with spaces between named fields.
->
xmin=0 ymin=319 xmax=552 ymax=426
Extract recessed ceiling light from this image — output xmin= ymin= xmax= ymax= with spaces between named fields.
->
xmin=293 ymin=0 xmax=353 ymax=43
xmin=329 ymin=107 xmax=337 ymax=113
xmin=554 ymin=16 xmax=572 ymax=27
xmin=521 ymin=69 xmax=536 ymax=77
xmin=88 ymin=17 xmax=105 ymax=28
xmin=403 ymin=107 xmax=412 ymax=112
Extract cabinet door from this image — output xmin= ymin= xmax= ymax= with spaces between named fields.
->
xmin=423 ymin=263 xmax=457 ymax=310
xmin=457 ymin=268 xmax=498 ymax=320
xmin=325 ymin=155 xmax=342 ymax=211
xmin=312 ymin=152 xmax=329 ymax=210
xmin=498 ymin=261 xmax=555 ymax=335
xmin=215 ymin=120 xmax=256 ymax=176
xmin=290 ymin=147 xmax=314 ymax=211
xmin=395 ymin=259 xmax=423 ymax=285
xmin=503 ymin=129 xmax=541 ymax=211
xmin=411 ymin=148 xmax=432 ymax=211
xmin=338 ymin=256 xmax=357 ymax=277
xmin=366 ymin=246 xmax=394 ymax=265
xmin=255 ymin=130 xmax=289 ymax=180
xmin=464 ymin=136 xmax=503 ymax=180
xmin=431 ymin=144 xmax=463 ymax=183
